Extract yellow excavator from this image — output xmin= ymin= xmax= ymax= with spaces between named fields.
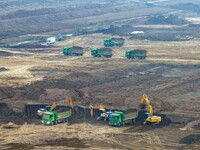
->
xmin=140 ymin=94 xmax=161 ymax=124
xmin=50 ymin=96 xmax=73 ymax=111
xmin=38 ymin=97 xmax=73 ymax=116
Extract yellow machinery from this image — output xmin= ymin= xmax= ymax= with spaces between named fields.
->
xmin=50 ymin=96 xmax=73 ymax=111
xmin=140 ymin=94 xmax=161 ymax=124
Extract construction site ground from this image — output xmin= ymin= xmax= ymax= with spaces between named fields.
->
xmin=1 ymin=0 xmax=200 ymax=149
xmin=0 ymin=34 xmax=200 ymax=149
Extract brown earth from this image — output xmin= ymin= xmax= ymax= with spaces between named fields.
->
xmin=1 ymin=0 xmax=200 ymax=149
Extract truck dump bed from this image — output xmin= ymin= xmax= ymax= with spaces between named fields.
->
xmin=99 ymin=48 xmax=112 ymax=55
xmin=70 ymin=46 xmax=83 ymax=53
xmin=124 ymin=112 xmax=138 ymax=121
xmin=57 ymin=109 xmax=71 ymax=120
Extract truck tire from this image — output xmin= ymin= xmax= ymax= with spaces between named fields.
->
xmin=53 ymin=120 xmax=57 ymax=125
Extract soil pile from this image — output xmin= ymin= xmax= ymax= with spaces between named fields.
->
xmin=0 ymin=67 xmax=8 ymax=72
xmin=23 ymin=86 xmax=45 ymax=100
xmin=153 ymin=100 xmax=176 ymax=112
xmin=0 ymin=87 xmax=15 ymax=100
xmin=180 ymin=134 xmax=200 ymax=144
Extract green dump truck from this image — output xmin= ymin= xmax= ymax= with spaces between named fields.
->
xmin=63 ymin=46 xmax=83 ymax=56
xmin=41 ymin=109 xmax=72 ymax=125
xmin=91 ymin=48 xmax=112 ymax=58
xmin=125 ymin=49 xmax=147 ymax=59
xmin=104 ymin=38 xmax=125 ymax=47
xmin=109 ymin=111 xmax=138 ymax=126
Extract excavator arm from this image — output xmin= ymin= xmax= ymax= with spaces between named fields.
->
xmin=50 ymin=97 xmax=73 ymax=111
xmin=140 ymin=94 xmax=150 ymax=105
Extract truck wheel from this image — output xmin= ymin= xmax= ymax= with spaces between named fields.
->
xmin=53 ymin=121 xmax=57 ymax=125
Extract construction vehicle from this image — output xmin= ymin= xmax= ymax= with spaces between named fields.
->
xmin=125 ymin=49 xmax=147 ymax=59
xmin=41 ymin=108 xmax=72 ymax=125
xmin=140 ymin=94 xmax=161 ymax=124
xmin=97 ymin=105 xmax=112 ymax=121
xmin=91 ymin=48 xmax=112 ymax=58
xmin=37 ymin=97 xmax=73 ymax=116
xmin=63 ymin=46 xmax=83 ymax=56
xmin=109 ymin=111 xmax=138 ymax=126
xmin=104 ymin=38 xmax=125 ymax=47
xmin=56 ymin=34 xmax=64 ymax=41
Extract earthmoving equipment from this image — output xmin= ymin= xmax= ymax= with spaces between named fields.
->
xmin=63 ymin=46 xmax=83 ymax=56
xmin=140 ymin=94 xmax=161 ymax=124
xmin=56 ymin=34 xmax=64 ymax=41
xmin=109 ymin=111 xmax=138 ymax=126
xmin=37 ymin=97 xmax=73 ymax=116
xmin=91 ymin=48 xmax=112 ymax=58
xmin=41 ymin=108 xmax=72 ymax=125
xmin=104 ymin=38 xmax=125 ymax=47
xmin=125 ymin=49 xmax=147 ymax=59
xmin=97 ymin=105 xmax=112 ymax=121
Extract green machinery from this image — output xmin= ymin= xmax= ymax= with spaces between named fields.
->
xmin=63 ymin=46 xmax=83 ymax=56
xmin=41 ymin=109 xmax=72 ymax=125
xmin=125 ymin=49 xmax=147 ymax=59
xmin=91 ymin=48 xmax=112 ymax=58
xmin=109 ymin=111 xmax=138 ymax=126
xmin=104 ymin=38 xmax=125 ymax=47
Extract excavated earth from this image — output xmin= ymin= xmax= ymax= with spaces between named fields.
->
xmin=0 ymin=34 xmax=200 ymax=149
xmin=0 ymin=0 xmax=200 ymax=148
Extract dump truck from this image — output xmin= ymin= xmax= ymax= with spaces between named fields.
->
xmin=109 ymin=111 xmax=138 ymax=126
xmin=63 ymin=46 xmax=83 ymax=56
xmin=91 ymin=48 xmax=112 ymax=58
xmin=56 ymin=34 xmax=64 ymax=41
xmin=104 ymin=38 xmax=125 ymax=47
xmin=41 ymin=108 xmax=72 ymax=125
xmin=125 ymin=49 xmax=147 ymax=59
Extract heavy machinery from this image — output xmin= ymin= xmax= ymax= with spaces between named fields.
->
xmin=40 ymin=97 xmax=73 ymax=125
xmin=104 ymin=38 xmax=125 ymax=47
xmin=63 ymin=46 xmax=83 ymax=56
xmin=56 ymin=34 xmax=64 ymax=41
xmin=91 ymin=48 xmax=112 ymax=58
xmin=41 ymin=108 xmax=72 ymax=125
xmin=97 ymin=105 xmax=112 ymax=121
xmin=109 ymin=111 xmax=138 ymax=126
xmin=125 ymin=49 xmax=147 ymax=59
xmin=140 ymin=94 xmax=161 ymax=124
xmin=37 ymin=97 xmax=73 ymax=116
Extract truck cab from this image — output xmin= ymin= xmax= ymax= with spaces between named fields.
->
xmin=41 ymin=111 xmax=57 ymax=125
xmin=63 ymin=47 xmax=71 ymax=56
xmin=109 ymin=111 xmax=125 ymax=126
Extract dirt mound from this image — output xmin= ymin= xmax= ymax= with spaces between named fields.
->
xmin=0 ymin=87 xmax=15 ymax=100
xmin=0 ymin=103 xmax=13 ymax=115
xmin=153 ymin=100 xmax=176 ymax=112
xmin=39 ymin=88 xmax=94 ymax=105
xmin=23 ymin=86 xmax=45 ymax=100
xmin=0 ymin=67 xmax=8 ymax=72
xmin=180 ymin=134 xmax=200 ymax=144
